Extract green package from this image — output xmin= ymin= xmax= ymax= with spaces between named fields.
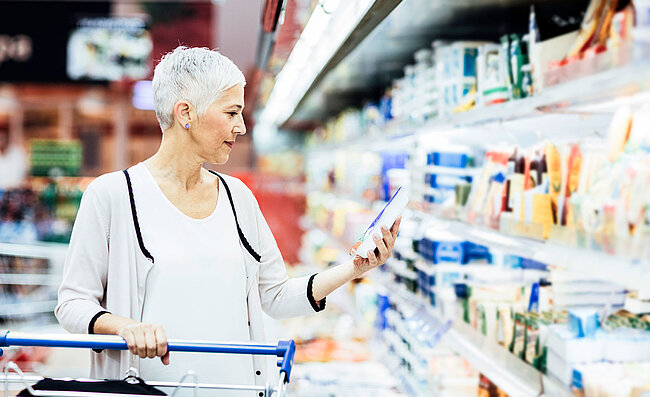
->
xmin=509 ymin=34 xmax=526 ymax=100
xmin=501 ymin=35 xmax=513 ymax=99
xmin=511 ymin=312 xmax=527 ymax=358
xmin=525 ymin=312 xmax=541 ymax=364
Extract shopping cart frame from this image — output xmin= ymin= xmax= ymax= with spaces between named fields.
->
xmin=0 ymin=330 xmax=296 ymax=397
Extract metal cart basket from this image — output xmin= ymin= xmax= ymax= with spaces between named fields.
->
xmin=0 ymin=330 xmax=295 ymax=397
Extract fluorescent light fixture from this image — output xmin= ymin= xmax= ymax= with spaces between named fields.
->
xmin=258 ymin=0 xmax=375 ymax=127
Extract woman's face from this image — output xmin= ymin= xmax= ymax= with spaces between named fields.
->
xmin=192 ymin=84 xmax=246 ymax=164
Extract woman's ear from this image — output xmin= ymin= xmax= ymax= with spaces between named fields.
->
xmin=173 ymin=100 xmax=194 ymax=129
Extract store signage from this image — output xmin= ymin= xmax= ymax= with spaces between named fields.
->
xmin=0 ymin=35 xmax=33 ymax=66
xmin=0 ymin=1 xmax=110 ymax=82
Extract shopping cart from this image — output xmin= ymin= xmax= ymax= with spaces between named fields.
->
xmin=0 ymin=330 xmax=295 ymax=397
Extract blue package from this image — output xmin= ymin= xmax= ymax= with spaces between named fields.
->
xmin=572 ymin=368 xmax=584 ymax=390
xmin=454 ymin=283 xmax=470 ymax=299
xmin=465 ymin=242 xmax=491 ymax=262
xmin=492 ymin=172 xmax=506 ymax=184
xmin=462 ymin=47 xmax=479 ymax=77
xmin=504 ymin=255 xmax=523 ymax=268
xmin=430 ymin=152 xmax=469 ymax=168
xmin=434 ymin=241 xmax=465 ymax=264
xmin=376 ymin=293 xmax=390 ymax=330
xmin=528 ymin=282 xmax=540 ymax=313
xmin=428 ymin=288 xmax=436 ymax=306
xmin=569 ymin=309 xmax=600 ymax=338
xmin=521 ymin=258 xmax=548 ymax=271
xmin=427 ymin=173 xmax=473 ymax=188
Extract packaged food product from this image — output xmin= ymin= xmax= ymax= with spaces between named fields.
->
xmin=349 ymin=187 xmax=409 ymax=258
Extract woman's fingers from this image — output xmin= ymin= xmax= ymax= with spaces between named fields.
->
xmin=154 ymin=326 xmax=168 ymax=360
xmin=373 ymin=232 xmax=388 ymax=260
xmin=381 ymin=225 xmax=394 ymax=257
xmin=122 ymin=329 xmax=137 ymax=356
xmin=145 ymin=327 xmax=157 ymax=359
xmin=368 ymin=249 xmax=378 ymax=267
xmin=133 ymin=328 xmax=147 ymax=358
xmin=161 ymin=351 xmax=170 ymax=366
xmin=390 ymin=216 xmax=402 ymax=239
xmin=118 ymin=322 xmax=169 ymax=361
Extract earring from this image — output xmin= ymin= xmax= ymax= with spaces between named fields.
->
xmin=185 ymin=123 xmax=190 ymax=129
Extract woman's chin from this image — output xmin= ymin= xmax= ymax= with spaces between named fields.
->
xmin=209 ymin=154 xmax=229 ymax=165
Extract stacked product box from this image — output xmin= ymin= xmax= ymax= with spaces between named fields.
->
xmin=418 ymin=145 xmax=476 ymax=206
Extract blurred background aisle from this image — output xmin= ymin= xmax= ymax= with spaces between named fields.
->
xmin=2 ymin=0 xmax=650 ymax=396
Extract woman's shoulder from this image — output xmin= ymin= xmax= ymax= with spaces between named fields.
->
xmin=217 ymin=173 xmax=252 ymax=193
xmin=214 ymin=172 xmax=256 ymax=203
xmin=87 ymin=170 xmax=127 ymax=192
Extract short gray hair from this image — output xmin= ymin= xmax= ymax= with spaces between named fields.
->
xmin=152 ymin=46 xmax=246 ymax=131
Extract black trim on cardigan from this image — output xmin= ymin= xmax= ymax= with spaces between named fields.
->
xmin=89 ymin=310 xmax=111 ymax=353
xmin=207 ymin=170 xmax=262 ymax=263
xmin=88 ymin=310 xmax=111 ymax=334
xmin=307 ymin=274 xmax=326 ymax=312
xmin=123 ymin=169 xmax=155 ymax=263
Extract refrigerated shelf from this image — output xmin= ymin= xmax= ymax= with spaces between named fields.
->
xmin=383 ymin=276 xmax=572 ymax=397
xmin=305 ymin=49 xmax=650 ymax=151
xmin=413 ymin=211 xmax=650 ymax=293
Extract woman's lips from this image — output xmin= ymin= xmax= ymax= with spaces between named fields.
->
xmin=224 ymin=141 xmax=233 ymax=148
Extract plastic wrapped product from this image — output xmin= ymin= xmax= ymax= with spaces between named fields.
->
xmin=349 ymin=187 xmax=409 ymax=258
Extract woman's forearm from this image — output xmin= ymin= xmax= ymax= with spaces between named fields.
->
xmin=93 ymin=313 xmax=139 ymax=335
xmin=311 ymin=259 xmax=360 ymax=302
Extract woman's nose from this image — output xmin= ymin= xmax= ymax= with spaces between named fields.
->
xmin=235 ymin=114 xmax=246 ymax=135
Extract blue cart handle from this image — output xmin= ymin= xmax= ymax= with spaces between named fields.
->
xmin=0 ymin=330 xmax=296 ymax=383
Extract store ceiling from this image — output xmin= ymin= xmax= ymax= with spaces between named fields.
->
xmin=287 ymin=0 xmax=590 ymax=129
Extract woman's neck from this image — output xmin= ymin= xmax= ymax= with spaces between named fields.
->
xmin=143 ymin=129 xmax=206 ymax=190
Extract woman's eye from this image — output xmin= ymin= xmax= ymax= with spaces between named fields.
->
xmin=228 ymin=112 xmax=238 ymax=117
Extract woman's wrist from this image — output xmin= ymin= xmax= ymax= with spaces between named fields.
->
xmin=93 ymin=313 xmax=139 ymax=335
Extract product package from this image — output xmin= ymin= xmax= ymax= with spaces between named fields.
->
xmin=349 ymin=187 xmax=409 ymax=258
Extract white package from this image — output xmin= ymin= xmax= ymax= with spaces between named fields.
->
xmin=349 ymin=187 xmax=409 ymax=258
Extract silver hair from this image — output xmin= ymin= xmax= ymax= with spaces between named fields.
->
xmin=152 ymin=46 xmax=246 ymax=131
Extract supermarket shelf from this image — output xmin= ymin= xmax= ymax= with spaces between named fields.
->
xmin=383 ymin=278 xmax=571 ymax=397
xmin=0 ymin=241 xmax=68 ymax=260
xmin=0 ymin=300 xmax=57 ymax=317
xmin=305 ymin=131 xmax=416 ymax=154
xmin=422 ymin=58 xmax=650 ymax=130
xmin=417 ymin=212 xmax=650 ymax=290
xmin=447 ymin=320 xmax=571 ymax=397
xmin=306 ymin=54 xmax=650 ymax=151
xmin=0 ymin=274 xmax=61 ymax=286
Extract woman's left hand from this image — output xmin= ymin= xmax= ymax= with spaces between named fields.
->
xmin=353 ymin=216 xmax=402 ymax=277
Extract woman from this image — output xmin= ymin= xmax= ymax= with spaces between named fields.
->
xmin=55 ymin=46 xmax=400 ymax=394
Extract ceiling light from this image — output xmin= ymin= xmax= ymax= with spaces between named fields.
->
xmin=257 ymin=0 xmax=375 ymax=129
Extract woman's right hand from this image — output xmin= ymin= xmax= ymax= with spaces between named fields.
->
xmin=116 ymin=321 xmax=170 ymax=365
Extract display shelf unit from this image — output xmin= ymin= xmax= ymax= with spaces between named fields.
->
xmin=411 ymin=210 xmax=650 ymax=293
xmin=305 ymin=48 xmax=650 ymax=152
xmin=418 ymin=54 xmax=650 ymax=130
xmin=311 ymin=221 xmax=571 ymax=396
xmin=0 ymin=241 xmax=68 ymax=325
xmin=382 ymin=276 xmax=572 ymax=397
xmin=0 ymin=274 xmax=61 ymax=286
xmin=0 ymin=300 xmax=59 ymax=317
xmin=0 ymin=242 xmax=68 ymax=262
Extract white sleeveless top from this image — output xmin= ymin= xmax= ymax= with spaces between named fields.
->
xmin=133 ymin=163 xmax=255 ymax=396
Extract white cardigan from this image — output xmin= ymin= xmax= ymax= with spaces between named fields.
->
xmin=55 ymin=167 xmax=320 ymax=388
